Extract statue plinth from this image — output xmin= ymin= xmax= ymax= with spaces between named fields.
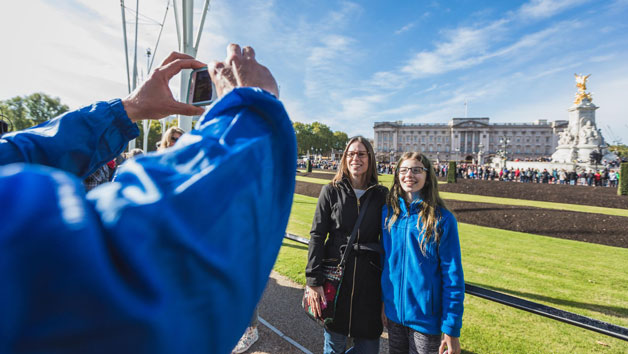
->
xmin=551 ymin=74 xmax=617 ymax=165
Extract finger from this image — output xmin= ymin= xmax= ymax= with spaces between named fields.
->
xmin=226 ymin=43 xmax=242 ymax=61
xmin=160 ymin=58 xmax=207 ymax=80
xmin=168 ymin=101 xmax=206 ymax=117
xmin=160 ymin=51 xmax=197 ymax=67
xmin=242 ymin=46 xmax=256 ymax=60
xmin=438 ymin=339 xmax=447 ymax=354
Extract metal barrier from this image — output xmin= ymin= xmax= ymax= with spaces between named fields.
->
xmin=284 ymin=233 xmax=628 ymax=342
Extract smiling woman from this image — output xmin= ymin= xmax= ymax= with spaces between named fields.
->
xmin=305 ymin=136 xmax=389 ymax=353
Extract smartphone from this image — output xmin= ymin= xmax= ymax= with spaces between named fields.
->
xmin=187 ymin=67 xmax=216 ymax=106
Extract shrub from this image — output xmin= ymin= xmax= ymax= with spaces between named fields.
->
xmin=619 ymin=162 xmax=628 ymax=196
xmin=448 ymin=161 xmax=457 ymax=183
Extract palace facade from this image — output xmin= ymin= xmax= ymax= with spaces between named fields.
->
xmin=373 ymin=118 xmax=569 ymax=163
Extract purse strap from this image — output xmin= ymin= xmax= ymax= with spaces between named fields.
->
xmin=338 ymin=191 xmax=373 ymax=268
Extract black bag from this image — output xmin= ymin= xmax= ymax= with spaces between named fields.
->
xmin=302 ymin=194 xmax=372 ymax=326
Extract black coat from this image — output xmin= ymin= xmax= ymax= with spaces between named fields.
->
xmin=306 ymin=178 xmax=388 ymax=338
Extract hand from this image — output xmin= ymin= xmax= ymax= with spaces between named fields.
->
xmin=381 ymin=302 xmax=387 ymax=327
xmin=306 ymin=285 xmax=326 ymax=319
xmin=209 ymin=43 xmax=279 ymax=98
xmin=122 ymin=52 xmax=206 ymax=122
xmin=439 ymin=334 xmax=460 ymax=354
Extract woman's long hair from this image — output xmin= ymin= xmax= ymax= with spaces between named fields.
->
xmin=332 ymin=136 xmax=378 ymax=187
xmin=386 ymin=152 xmax=448 ymax=254
xmin=158 ymin=127 xmax=185 ymax=151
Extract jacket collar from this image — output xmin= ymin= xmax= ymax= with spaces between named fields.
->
xmin=339 ymin=176 xmax=377 ymax=191
xmin=398 ymin=195 xmax=423 ymax=214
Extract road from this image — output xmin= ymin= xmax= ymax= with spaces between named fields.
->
xmin=244 ymin=271 xmax=390 ymax=354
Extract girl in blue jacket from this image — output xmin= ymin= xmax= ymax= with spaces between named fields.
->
xmin=381 ymin=152 xmax=464 ymax=354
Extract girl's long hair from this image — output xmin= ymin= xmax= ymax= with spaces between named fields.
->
xmin=332 ymin=136 xmax=378 ymax=187
xmin=386 ymin=152 xmax=449 ymax=254
xmin=158 ymin=127 xmax=185 ymax=151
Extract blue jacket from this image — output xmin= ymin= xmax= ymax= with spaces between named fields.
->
xmin=381 ymin=198 xmax=464 ymax=337
xmin=0 ymin=88 xmax=296 ymax=354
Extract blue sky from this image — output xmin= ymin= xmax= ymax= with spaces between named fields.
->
xmin=1 ymin=0 xmax=627 ymax=143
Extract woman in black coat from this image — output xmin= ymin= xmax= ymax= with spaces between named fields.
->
xmin=305 ymin=136 xmax=388 ymax=354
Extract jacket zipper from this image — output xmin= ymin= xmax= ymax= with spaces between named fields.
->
xmin=400 ymin=209 xmax=408 ymax=326
xmin=348 ymin=196 xmax=359 ymax=336
xmin=347 ymin=184 xmax=375 ymax=336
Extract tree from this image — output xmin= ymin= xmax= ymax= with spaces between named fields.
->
xmin=609 ymin=144 xmax=628 ymax=160
xmin=293 ymin=121 xmax=349 ymax=157
xmin=332 ymin=131 xmax=349 ymax=151
xmin=0 ymin=93 xmax=69 ymax=131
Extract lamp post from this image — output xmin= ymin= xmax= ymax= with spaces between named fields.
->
xmin=499 ymin=136 xmax=510 ymax=169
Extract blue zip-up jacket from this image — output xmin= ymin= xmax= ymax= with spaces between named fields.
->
xmin=381 ymin=198 xmax=464 ymax=337
xmin=0 ymin=88 xmax=296 ymax=354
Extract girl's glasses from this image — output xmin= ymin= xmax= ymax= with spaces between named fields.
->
xmin=399 ymin=167 xmax=428 ymax=175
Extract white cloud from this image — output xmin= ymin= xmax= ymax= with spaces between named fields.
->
xmin=395 ymin=22 xmax=416 ymax=35
xmin=518 ymin=0 xmax=591 ymax=20
xmin=400 ymin=20 xmax=508 ymax=78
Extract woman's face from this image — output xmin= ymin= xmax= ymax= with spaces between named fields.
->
xmin=168 ymin=132 xmax=182 ymax=147
xmin=398 ymin=158 xmax=427 ymax=199
xmin=345 ymin=141 xmax=369 ymax=179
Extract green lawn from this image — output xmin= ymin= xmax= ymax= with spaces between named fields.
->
xmin=276 ymin=193 xmax=628 ymax=353
xmin=295 ymin=176 xmax=628 ymax=217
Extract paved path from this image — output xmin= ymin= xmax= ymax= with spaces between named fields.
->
xmin=245 ymin=271 xmax=389 ymax=354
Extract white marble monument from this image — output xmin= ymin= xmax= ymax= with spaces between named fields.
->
xmin=551 ymin=74 xmax=617 ymax=164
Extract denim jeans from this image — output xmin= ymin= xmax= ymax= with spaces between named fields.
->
xmin=323 ymin=328 xmax=380 ymax=354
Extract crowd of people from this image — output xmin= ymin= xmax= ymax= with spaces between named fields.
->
xmin=434 ymin=163 xmax=621 ymax=187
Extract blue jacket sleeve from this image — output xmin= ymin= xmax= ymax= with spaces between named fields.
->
xmin=438 ymin=210 xmax=465 ymax=337
xmin=0 ymin=88 xmax=296 ymax=354
xmin=0 ymin=99 xmax=139 ymax=178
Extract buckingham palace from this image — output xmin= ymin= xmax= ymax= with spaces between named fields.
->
xmin=373 ymin=117 xmax=569 ymax=163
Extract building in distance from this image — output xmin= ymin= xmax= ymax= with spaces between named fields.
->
xmin=373 ymin=117 xmax=568 ymax=163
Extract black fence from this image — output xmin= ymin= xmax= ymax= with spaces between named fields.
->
xmin=284 ymin=233 xmax=628 ymax=342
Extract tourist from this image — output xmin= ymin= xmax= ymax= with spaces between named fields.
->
xmin=158 ymin=126 xmax=185 ymax=151
xmin=0 ymin=44 xmax=293 ymax=353
xmin=305 ymin=136 xmax=388 ymax=354
xmin=381 ymin=152 xmax=464 ymax=354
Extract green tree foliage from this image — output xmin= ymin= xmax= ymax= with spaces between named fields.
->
xmin=609 ymin=144 xmax=628 ymax=159
xmin=0 ymin=93 xmax=69 ymax=131
xmin=293 ymin=121 xmax=349 ymax=157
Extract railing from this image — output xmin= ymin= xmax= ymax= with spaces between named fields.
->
xmin=284 ymin=233 xmax=628 ymax=342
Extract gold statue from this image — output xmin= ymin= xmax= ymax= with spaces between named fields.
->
xmin=574 ymin=73 xmax=592 ymax=104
